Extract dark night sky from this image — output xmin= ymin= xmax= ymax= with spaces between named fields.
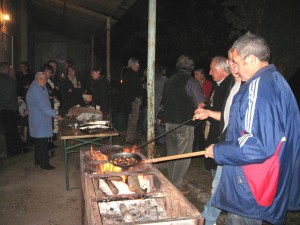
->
xmin=109 ymin=0 xmax=231 ymax=72
xmin=107 ymin=0 xmax=300 ymax=80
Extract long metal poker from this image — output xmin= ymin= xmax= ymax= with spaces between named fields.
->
xmin=137 ymin=118 xmax=193 ymax=149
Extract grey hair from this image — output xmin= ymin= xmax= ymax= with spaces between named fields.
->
xmin=35 ymin=71 xmax=45 ymax=79
xmin=211 ymin=56 xmax=230 ymax=74
xmin=176 ymin=55 xmax=194 ymax=73
xmin=231 ymin=32 xmax=270 ymax=62
xmin=128 ymin=57 xmax=139 ymax=67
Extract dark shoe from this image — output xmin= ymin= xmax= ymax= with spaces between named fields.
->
xmin=181 ymin=179 xmax=190 ymax=187
xmin=48 ymin=142 xmax=58 ymax=150
xmin=49 ymin=151 xmax=55 ymax=158
xmin=176 ymin=185 xmax=191 ymax=195
xmin=25 ymin=140 xmax=34 ymax=147
xmin=7 ymin=148 xmax=22 ymax=156
xmin=41 ymin=164 xmax=55 ymax=170
xmin=21 ymin=147 xmax=30 ymax=154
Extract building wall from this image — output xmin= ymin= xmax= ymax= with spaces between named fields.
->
xmin=33 ymin=31 xmax=90 ymax=80
xmin=0 ymin=0 xmax=16 ymax=65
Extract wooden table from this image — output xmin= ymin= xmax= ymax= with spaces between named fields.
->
xmin=60 ymin=121 xmax=119 ymax=190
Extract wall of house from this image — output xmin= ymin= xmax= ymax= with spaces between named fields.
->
xmin=0 ymin=0 xmax=16 ymax=66
xmin=32 ymin=30 xmax=90 ymax=78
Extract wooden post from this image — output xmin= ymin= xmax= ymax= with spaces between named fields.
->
xmin=106 ymin=17 xmax=111 ymax=81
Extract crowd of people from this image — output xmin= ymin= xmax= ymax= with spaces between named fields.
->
xmin=193 ymin=32 xmax=299 ymax=225
xmin=0 ymin=59 xmax=111 ymax=170
xmin=118 ymin=33 xmax=299 ymax=225
xmin=0 ymin=31 xmax=299 ymax=224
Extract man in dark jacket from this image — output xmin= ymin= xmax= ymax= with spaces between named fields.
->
xmin=0 ymin=61 xmax=26 ymax=156
xmin=119 ymin=57 xmax=142 ymax=144
xmin=162 ymin=55 xmax=205 ymax=193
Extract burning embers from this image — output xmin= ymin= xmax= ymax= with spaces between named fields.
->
xmin=81 ymin=147 xmax=203 ymax=225
xmin=99 ymin=198 xmax=167 ymax=224
xmin=90 ymin=160 xmax=168 ymax=224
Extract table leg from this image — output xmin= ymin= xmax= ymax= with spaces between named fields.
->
xmin=64 ymin=139 xmax=69 ymax=190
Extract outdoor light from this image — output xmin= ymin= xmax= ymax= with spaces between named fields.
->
xmin=1 ymin=14 xmax=10 ymax=29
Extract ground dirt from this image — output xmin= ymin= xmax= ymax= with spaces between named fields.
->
xmin=0 ymin=133 xmax=299 ymax=225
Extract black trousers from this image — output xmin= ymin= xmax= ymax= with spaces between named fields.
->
xmin=34 ymin=137 xmax=49 ymax=166
xmin=0 ymin=109 xmax=24 ymax=155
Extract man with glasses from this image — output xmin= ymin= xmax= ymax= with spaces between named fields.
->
xmin=198 ymin=32 xmax=300 ymax=224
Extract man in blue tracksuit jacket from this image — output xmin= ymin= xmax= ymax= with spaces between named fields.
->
xmin=201 ymin=32 xmax=300 ymax=225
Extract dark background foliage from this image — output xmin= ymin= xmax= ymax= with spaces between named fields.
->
xmin=109 ymin=0 xmax=300 ymax=78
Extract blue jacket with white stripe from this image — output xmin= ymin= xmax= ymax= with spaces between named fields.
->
xmin=212 ymin=64 xmax=300 ymax=225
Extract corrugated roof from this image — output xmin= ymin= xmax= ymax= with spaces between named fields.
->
xmin=27 ymin=0 xmax=139 ymax=42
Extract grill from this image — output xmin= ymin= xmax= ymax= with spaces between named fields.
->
xmin=80 ymin=147 xmax=202 ymax=225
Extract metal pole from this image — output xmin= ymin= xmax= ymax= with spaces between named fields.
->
xmin=106 ymin=17 xmax=111 ymax=81
xmin=147 ymin=0 xmax=157 ymax=159
xmin=91 ymin=35 xmax=94 ymax=69
xmin=20 ymin=0 xmax=28 ymax=61
xmin=11 ymin=35 xmax=14 ymax=67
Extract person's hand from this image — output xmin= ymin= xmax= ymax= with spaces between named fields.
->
xmin=193 ymin=108 xmax=209 ymax=120
xmin=157 ymin=118 xmax=162 ymax=125
xmin=205 ymin=144 xmax=215 ymax=159
xmin=55 ymin=115 xmax=63 ymax=121
xmin=198 ymin=102 xmax=206 ymax=109
xmin=23 ymin=109 xmax=29 ymax=116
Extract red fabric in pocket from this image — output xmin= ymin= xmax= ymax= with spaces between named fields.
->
xmin=243 ymin=140 xmax=283 ymax=206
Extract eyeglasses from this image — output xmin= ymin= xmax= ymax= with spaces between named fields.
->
xmin=231 ymin=55 xmax=248 ymax=67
